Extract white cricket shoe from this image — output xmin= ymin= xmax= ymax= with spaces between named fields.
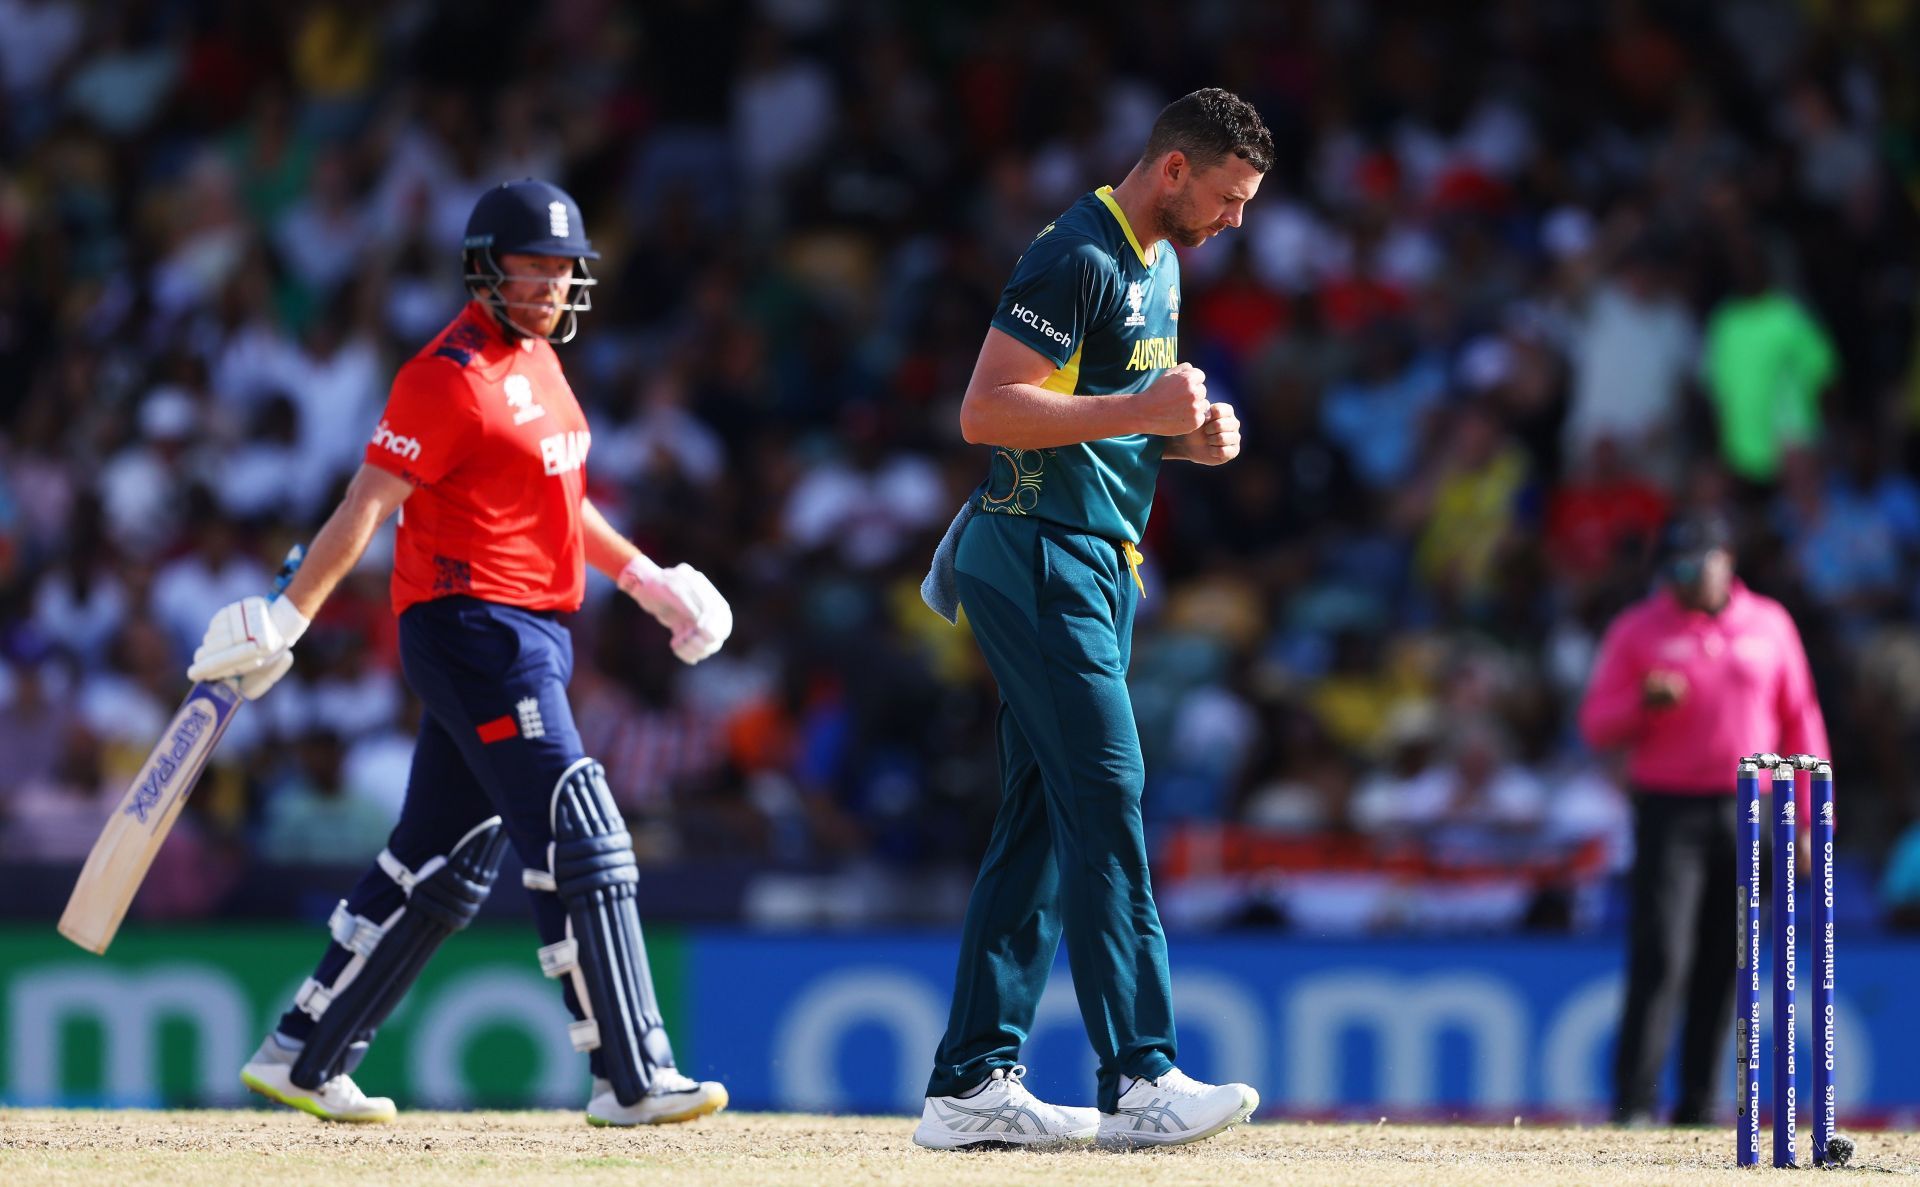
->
xmin=914 ymin=1065 xmax=1100 ymax=1150
xmin=240 ymin=1034 xmax=397 ymax=1123
xmin=1097 ymin=1067 xmax=1258 ymax=1149
xmin=586 ymin=1069 xmax=729 ymax=1126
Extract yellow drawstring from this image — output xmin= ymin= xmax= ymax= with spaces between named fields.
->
xmin=1121 ymin=540 xmax=1146 ymax=596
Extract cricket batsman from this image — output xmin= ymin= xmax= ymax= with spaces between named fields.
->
xmin=185 ymin=179 xmax=731 ymax=1125
xmin=913 ymin=89 xmax=1268 ymax=1150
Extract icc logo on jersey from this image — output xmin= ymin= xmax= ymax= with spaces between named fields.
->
xmin=504 ymin=374 xmax=546 ymax=426
xmin=1124 ymin=281 xmax=1146 ymax=327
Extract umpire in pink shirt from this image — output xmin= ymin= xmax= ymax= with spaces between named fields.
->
xmin=1580 ymin=513 xmax=1828 ymax=1125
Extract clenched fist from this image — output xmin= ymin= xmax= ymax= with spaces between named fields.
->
xmin=1642 ymin=669 xmax=1686 ymax=709
xmin=1190 ymin=402 xmax=1241 ymax=465
xmin=1133 ymin=363 xmax=1209 ymax=436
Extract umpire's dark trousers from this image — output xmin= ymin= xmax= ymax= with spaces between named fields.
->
xmin=1613 ymin=790 xmax=1737 ymax=1123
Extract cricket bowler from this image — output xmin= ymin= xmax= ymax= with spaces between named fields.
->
xmin=914 ymin=89 xmax=1269 ymax=1150
xmin=185 ymin=179 xmax=731 ymax=1125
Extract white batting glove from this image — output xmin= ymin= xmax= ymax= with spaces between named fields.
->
xmin=185 ymin=596 xmax=310 ymax=700
xmin=618 ymin=555 xmax=733 ymax=665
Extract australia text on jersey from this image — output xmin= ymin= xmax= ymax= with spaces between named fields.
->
xmin=1126 ymin=336 xmax=1177 ymax=370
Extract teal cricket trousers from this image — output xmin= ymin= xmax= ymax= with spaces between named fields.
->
xmin=926 ymin=513 xmax=1177 ymax=1112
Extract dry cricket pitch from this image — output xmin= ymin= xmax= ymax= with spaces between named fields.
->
xmin=3 ymin=1109 xmax=1911 ymax=1185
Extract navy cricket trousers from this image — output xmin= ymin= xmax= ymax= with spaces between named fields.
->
xmin=278 ymin=596 xmax=597 ymax=1048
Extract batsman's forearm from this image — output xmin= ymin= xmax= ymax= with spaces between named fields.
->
xmin=582 ymin=497 xmax=642 ymax=579
xmin=279 ymin=473 xmax=406 ymax=617
xmin=960 ymin=383 xmax=1143 ymax=450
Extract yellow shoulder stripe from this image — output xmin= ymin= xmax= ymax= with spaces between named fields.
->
xmin=1040 ymin=342 xmax=1084 ymax=393
xmin=1095 ymin=186 xmax=1154 ymax=267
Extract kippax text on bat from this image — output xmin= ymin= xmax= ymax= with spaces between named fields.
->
xmin=123 ymin=703 xmax=218 ymax=825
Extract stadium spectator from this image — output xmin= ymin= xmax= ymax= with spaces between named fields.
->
xmin=1561 ymin=240 xmax=1697 ymax=485
xmin=256 ymin=729 xmax=392 ymax=864
xmin=1701 ymin=249 xmax=1836 ymax=488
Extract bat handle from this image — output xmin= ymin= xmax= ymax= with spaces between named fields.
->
xmin=268 ymin=543 xmax=306 ymax=602
xmin=208 ymin=544 xmax=306 ymax=696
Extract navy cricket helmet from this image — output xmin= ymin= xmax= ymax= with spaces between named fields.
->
xmin=1656 ymin=511 xmax=1734 ymax=586
xmin=462 ymin=178 xmax=599 ymax=344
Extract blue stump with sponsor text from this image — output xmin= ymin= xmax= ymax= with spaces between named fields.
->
xmin=1735 ymin=759 xmax=1762 ymax=1168
xmin=1770 ymin=761 xmax=1797 ymax=1168
xmin=1811 ymin=763 xmax=1836 ymax=1166
xmin=1739 ymin=754 xmax=1838 ymax=1170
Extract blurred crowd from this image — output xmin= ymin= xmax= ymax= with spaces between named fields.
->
xmin=5 ymin=0 xmax=1920 ymax=930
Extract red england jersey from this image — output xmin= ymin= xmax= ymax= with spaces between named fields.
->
xmin=365 ymin=302 xmax=592 ymax=615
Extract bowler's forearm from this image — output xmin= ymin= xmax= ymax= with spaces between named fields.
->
xmin=960 ymin=384 xmax=1141 ymax=450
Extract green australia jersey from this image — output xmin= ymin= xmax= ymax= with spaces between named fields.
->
xmin=978 ymin=185 xmax=1180 ymax=543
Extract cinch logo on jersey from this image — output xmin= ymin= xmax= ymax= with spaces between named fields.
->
xmin=372 ymin=420 xmax=422 ymax=461
xmin=540 ymin=430 xmax=591 ymax=476
xmin=1007 ymin=303 xmax=1071 ymax=351
xmin=1125 ymin=337 xmax=1179 ymax=371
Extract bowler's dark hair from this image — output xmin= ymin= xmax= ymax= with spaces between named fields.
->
xmin=1141 ymin=88 xmax=1273 ymax=175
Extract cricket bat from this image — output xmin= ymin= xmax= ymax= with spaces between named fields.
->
xmin=57 ymin=545 xmax=305 ymax=953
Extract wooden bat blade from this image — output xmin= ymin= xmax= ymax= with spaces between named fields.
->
xmin=57 ymin=680 xmax=244 ymax=953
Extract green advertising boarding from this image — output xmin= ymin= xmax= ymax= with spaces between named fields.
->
xmin=0 ymin=925 xmax=686 ymax=1108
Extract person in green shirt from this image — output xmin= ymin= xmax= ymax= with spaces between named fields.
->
xmin=1701 ymin=250 xmax=1837 ymax=484
xmin=914 ymin=89 xmax=1268 ymax=1151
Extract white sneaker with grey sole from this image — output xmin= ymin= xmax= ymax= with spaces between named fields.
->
xmin=1097 ymin=1067 xmax=1258 ymax=1149
xmin=914 ymin=1065 xmax=1099 ymax=1150
xmin=586 ymin=1069 xmax=729 ymax=1126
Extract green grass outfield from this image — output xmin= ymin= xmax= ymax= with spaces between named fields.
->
xmin=1 ymin=1109 xmax=1907 ymax=1185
